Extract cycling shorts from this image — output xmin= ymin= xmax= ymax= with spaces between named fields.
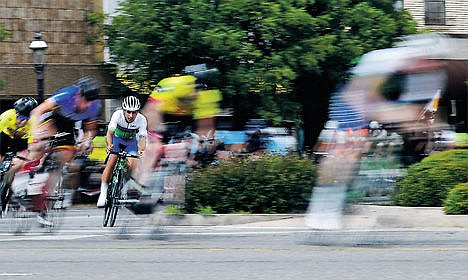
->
xmin=111 ymin=135 xmax=138 ymax=155
xmin=40 ymin=114 xmax=76 ymax=146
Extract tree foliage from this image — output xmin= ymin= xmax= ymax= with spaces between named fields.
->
xmin=105 ymin=0 xmax=417 ymax=131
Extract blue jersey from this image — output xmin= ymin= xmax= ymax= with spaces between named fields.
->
xmin=49 ymin=85 xmax=102 ymax=123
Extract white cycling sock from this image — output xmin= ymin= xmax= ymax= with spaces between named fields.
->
xmin=100 ymin=182 xmax=108 ymax=192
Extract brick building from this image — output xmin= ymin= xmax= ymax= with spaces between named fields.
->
xmin=0 ymin=0 xmax=115 ymax=111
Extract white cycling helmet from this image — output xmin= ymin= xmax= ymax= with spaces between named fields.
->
xmin=122 ymin=96 xmax=141 ymax=111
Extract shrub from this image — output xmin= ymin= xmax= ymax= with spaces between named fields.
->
xmin=444 ymin=182 xmax=468 ymax=215
xmin=185 ymin=155 xmax=316 ymax=214
xmin=393 ymin=150 xmax=468 ymax=207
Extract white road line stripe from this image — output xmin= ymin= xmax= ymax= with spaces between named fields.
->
xmin=0 ymin=273 xmax=36 ymax=276
xmin=0 ymin=234 xmax=102 ymax=241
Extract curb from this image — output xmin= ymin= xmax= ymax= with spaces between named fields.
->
xmin=71 ymin=204 xmax=468 ymax=228
xmin=343 ymin=205 xmax=468 ymax=229
xmin=149 ymin=213 xmax=304 ymax=226
xmin=148 ymin=205 xmax=468 ymax=228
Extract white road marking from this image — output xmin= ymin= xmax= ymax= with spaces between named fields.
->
xmin=0 ymin=273 xmax=36 ymax=276
xmin=0 ymin=234 xmax=102 ymax=241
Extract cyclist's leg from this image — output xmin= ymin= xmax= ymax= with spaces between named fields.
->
xmin=118 ymin=137 xmax=144 ymax=200
xmin=123 ymin=137 xmax=139 ymax=171
xmin=98 ymin=153 xmax=118 ymax=207
xmin=37 ymin=118 xmax=74 ymax=224
xmin=0 ymin=133 xmax=10 ymax=212
xmin=0 ymin=172 xmax=9 ymax=213
xmin=0 ymin=139 xmax=28 ymax=213
xmin=130 ymin=102 xmax=165 ymax=186
xmin=6 ymin=144 xmax=29 ymax=186
xmin=52 ymin=116 xmax=79 ymax=201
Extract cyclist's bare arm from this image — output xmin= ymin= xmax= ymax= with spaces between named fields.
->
xmin=196 ymin=117 xmax=216 ymax=140
xmin=29 ymin=99 xmax=56 ymax=140
xmin=142 ymin=98 xmax=165 ymax=133
xmin=106 ymin=129 xmax=115 ymax=152
xmin=138 ymin=135 xmax=146 ymax=156
xmin=131 ymin=98 xmax=164 ymax=185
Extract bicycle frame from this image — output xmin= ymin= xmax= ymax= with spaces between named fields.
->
xmin=5 ymin=132 xmax=75 ymax=233
xmin=103 ymin=149 xmax=138 ymax=227
xmin=0 ymin=152 xmax=32 ymax=216
xmin=0 ymin=152 xmax=18 ymax=216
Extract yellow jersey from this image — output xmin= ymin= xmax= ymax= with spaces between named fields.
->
xmin=0 ymin=108 xmax=32 ymax=140
xmin=149 ymin=75 xmax=222 ymax=119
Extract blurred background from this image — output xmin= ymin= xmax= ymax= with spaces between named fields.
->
xmin=0 ymin=1 xmax=466 ymax=213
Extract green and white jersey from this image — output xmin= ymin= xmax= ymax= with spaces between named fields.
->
xmin=108 ymin=109 xmax=147 ymax=139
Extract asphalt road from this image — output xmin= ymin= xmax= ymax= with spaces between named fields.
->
xmin=1 ymin=208 xmax=468 ymax=280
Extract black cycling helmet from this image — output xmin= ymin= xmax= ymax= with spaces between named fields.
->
xmin=183 ymin=64 xmax=220 ymax=89
xmin=13 ymin=97 xmax=38 ymax=117
xmin=75 ymin=76 xmax=100 ymax=101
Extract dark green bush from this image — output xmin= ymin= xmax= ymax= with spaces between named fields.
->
xmin=393 ymin=150 xmax=468 ymax=207
xmin=185 ymin=155 xmax=316 ymax=214
xmin=444 ymin=182 xmax=468 ymax=215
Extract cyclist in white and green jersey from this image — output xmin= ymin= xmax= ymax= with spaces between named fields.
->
xmin=97 ymin=96 xmax=147 ymax=207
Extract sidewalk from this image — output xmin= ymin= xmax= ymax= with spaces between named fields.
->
xmin=148 ymin=205 xmax=468 ymax=228
xmin=73 ymin=203 xmax=468 ymax=228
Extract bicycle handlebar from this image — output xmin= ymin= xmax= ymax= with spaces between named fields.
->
xmin=2 ymin=151 xmax=31 ymax=162
xmin=108 ymin=150 xmax=140 ymax=158
xmin=37 ymin=132 xmax=71 ymax=142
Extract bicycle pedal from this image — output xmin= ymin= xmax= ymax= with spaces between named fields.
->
xmin=46 ymin=195 xmax=63 ymax=201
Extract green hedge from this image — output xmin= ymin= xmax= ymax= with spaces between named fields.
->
xmin=444 ymin=182 xmax=468 ymax=215
xmin=393 ymin=150 xmax=468 ymax=207
xmin=185 ymin=155 xmax=316 ymax=214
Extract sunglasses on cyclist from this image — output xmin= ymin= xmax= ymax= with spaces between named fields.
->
xmin=17 ymin=114 xmax=29 ymax=121
xmin=125 ymin=110 xmax=138 ymax=115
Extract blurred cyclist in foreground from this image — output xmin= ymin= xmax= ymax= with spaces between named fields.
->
xmin=29 ymin=77 xmax=102 ymax=159
xmin=96 ymin=96 xmax=147 ymax=207
xmin=0 ymin=97 xmax=38 ymax=162
xmin=126 ymin=64 xmax=222 ymax=197
xmin=27 ymin=76 xmax=102 ymax=224
xmin=0 ymin=97 xmax=38 ymax=213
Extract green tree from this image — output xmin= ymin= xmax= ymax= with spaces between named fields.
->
xmin=105 ymin=0 xmax=417 ymax=134
xmin=0 ymin=26 xmax=9 ymax=41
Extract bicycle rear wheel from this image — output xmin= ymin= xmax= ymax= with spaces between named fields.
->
xmin=6 ymin=200 xmax=32 ymax=234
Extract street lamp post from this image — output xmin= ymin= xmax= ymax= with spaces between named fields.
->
xmin=29 ymin=32 xmax=48 ymax=103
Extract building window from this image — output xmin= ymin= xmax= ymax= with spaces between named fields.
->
xmin=425 ymin=0 xmax=445 ymax=25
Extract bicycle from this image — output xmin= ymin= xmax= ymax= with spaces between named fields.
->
xmin=5 ymin=132 xmax=73 ymax=233
xmin=103 ymin=147 xmax=139 ymax=227
xmin=0 ymin=151 xmax=30 ymax=217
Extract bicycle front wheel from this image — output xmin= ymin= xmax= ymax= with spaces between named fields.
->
xmin=0 ymin=172 xmax=10 ymax=216
xmin=43 ymin=169 xmax=66 ymax=233
xmin=103 ymin=182 xmax=113 ymax=227
xmin=108 ymin=170 xmax=125 ymax=227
